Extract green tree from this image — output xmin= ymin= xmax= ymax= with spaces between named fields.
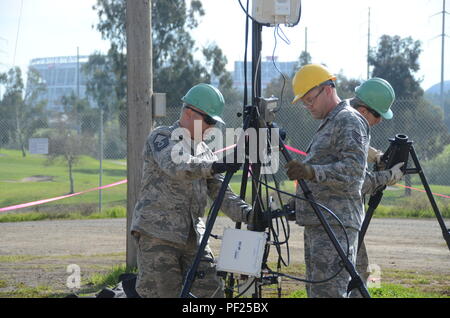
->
xmin=83 ymin=52 xmax=119 ymax=118
xmin=423 ymin=143 xmax=450 ymax=185
xmin=425 ymin=90 xmax=450 ymax=130
xmin=45 ymin=118 xmax=95 ymax=194
xmin=0 ymin=67 xmax=48 ymax=156
xmin=90 ymin=0 xmax=234 ymax=111
xmin=335 ymin=72 xmax=360 ymax=100
xmin=369 ymin=35 xmax=423 ymax=99
xmin=297 ymin=51 xmax=311 ymax=69
xmin=367 ymin=35 xmax=450 ymax=161
xmin=60 ymin=92 xmax=92 ymax=134
xmin=0 ymin=69 xmax=18 ymax=149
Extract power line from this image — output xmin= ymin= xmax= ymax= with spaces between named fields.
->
xmin=431 ymin=0 xmax=449 ymax=109
xmin=439 ymin=0 xmax=448 ymax=111
xmin=367 ymin=7 xmax=371 ymax=80
xmin=12 ymin=0 xmax=24 ymax=67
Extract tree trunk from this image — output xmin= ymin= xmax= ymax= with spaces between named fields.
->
xmin=69 ymin=160 xmax=74 ymax=194
xmin=15 ymin=110 xmax=26 ymax=158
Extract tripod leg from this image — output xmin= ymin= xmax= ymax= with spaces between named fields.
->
xmin=298 ymin=181 xmax=370 ymax=298
xmin=280 ymin=140 xmax=370 ymax=297
xmin=409 ymin=147 xmax=450 ymax=251
xmin=358 ymin=206 xmax=375 ymax=252
xmin=180 ymin=172 xmax=234 ymax=298
xmin=225 ymin=160 xmax=251 ymax=298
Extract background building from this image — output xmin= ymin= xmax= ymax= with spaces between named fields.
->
xmin=28 ymin=55 xmax=89 ymax=112
xmin=232 ymin=57 xmax=297 ymax=93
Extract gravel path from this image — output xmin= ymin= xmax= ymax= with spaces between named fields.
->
xmin=0 ymin=217 xmax=449 ymax=294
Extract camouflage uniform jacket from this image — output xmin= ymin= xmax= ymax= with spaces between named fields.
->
xmin=294 ymin=101 xmax=370 ymax=231
xmin=131 ymin=121 xmax=250 ymax=245
xmin=362 ymin=169 xmax=392 ymax=196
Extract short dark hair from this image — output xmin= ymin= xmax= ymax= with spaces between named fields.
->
xmin=349 ymin=97 xmax=366 ymax=109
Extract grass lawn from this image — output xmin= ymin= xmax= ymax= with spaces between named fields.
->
xmin=0 ymin=149 xmax=126 ymax=214
xmin=1 ymin=149 xmax=450 ymax=221
xmin=8 ymin=261 xmax=444 ymax=299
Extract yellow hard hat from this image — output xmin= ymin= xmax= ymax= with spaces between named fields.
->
xmin=291 ymin=64 xmax=337 ymax=104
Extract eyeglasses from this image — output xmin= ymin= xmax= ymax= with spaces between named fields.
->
xmin=186 ymin=106 xmax=217 ymax=125
xmin=365 ymin=107 xmax=381 ymax=118
xmin=301 ymin=86 xmax=326 ymax=107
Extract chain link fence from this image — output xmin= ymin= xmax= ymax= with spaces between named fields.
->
xmin=1 ymin=97 xmax=450 ymax=217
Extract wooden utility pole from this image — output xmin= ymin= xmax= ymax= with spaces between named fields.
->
xmin=367 ymin=7 xmax=371 ymax=80
xmin=126 ymin=0 xmax=152 ymax=268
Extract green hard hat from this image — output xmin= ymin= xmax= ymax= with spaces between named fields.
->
xmin=355 ymin=77 xmax=395 ymax=119
xmin=181 ymin=83 xmax=225 ymax=124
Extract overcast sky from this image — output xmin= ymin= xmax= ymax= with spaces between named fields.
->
xmin=0 ymin=0 xmax=448 ymax=90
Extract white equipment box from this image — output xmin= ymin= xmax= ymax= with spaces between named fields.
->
xmin=217 ymin=228 xmax=267 ymax=277
xmin=252 ymin=0 xmax=302 ymax=26
xmin=152 ymin=92 xmax=166 ymax=118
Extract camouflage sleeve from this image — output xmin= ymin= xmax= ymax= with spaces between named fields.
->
xmin=362 ymin=169 xmax=392 ymax=195
xmin=207 ymin=174 xmax=250 ymax=223
xmin=313 ymin=115 xmax=369 ymax=188
xmin=148 ymin=130 xmax=214 ymax=180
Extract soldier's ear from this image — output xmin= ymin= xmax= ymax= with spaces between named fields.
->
xmin=184 ymin=107 xmax=193 ymax=119
xmin=180 ymin=107 xmax=191 ymax=122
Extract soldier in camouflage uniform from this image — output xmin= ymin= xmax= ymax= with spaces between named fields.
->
xmin=130 ymin=83 xmax=253 ymax=298
xmin=285 ymin=64 xmax=370 ymax=298
xmin=348 ymin=78 xmax=405 ymax=297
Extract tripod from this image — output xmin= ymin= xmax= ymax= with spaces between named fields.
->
xmin=358 ymin=134 xmax=450 ymax=252
xmin=180 ymin=13 xmax=370 ymax=298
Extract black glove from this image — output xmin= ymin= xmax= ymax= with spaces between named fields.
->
xmin=243 ymin=206 xmax=254 ymax=223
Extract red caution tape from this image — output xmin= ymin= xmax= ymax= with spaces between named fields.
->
xmin=1 ymin=144 xmax=448 ymax=213
xmin=0 ymin=180 xmax=127 ymax=213
xmin=395 ymin=184 xmax=450 ymax=199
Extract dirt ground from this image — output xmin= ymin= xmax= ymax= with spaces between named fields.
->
xmin=0 ymin=217 xmax=449 ymax=297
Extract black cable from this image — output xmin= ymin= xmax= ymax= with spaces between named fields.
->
xmin=244 ymin=120 xmax=350 ymax=284
xmin=291 ymin=0 xmax=302 ymax=27
xmin=271 ymin=26 xmax=287 ymax=112
xmin=241 ymin=127 xmax=349 ymax=285
xmin=267 ymin=150 xmax=291 ymax=247
xmin=233 ymin=277 xmax=257 ymax=298
xmin=238 ymin=0 xmax=302 ymax=27
xmin=271 ymin=172 xmax=291 ymax=244
xmin=246 ymin=160 xmax=291 ymax=271
xmin=237 ymin=0 xmax=270 ymax=26
xmin=265 ymin=173 xmax=291 ymax=267
xmin=248 ymin=170 xmax=349 ymax=284
xmin=269 ymin=219 xmax=290 ymax=267
xmin=253 ymin=172 xmax=350 ymax=254
xmin=243 ymin=0 xmax=249 ymax=107
xmin=206 ymin=156 xmax=348 ymax=288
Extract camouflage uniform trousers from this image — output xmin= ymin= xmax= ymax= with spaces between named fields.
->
xmin=304 ymin=224 xmax=359 ymax=298
xmin=134 ymin=229 xmax=224 ymax=298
